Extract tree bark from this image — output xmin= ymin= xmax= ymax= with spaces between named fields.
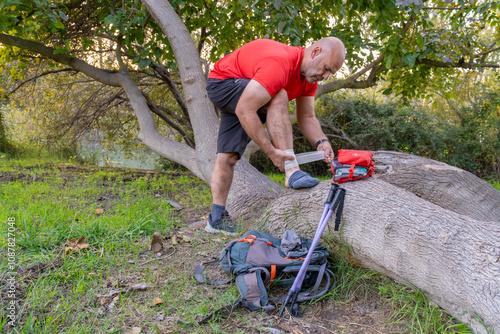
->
xmin=373 ymin=151 xmax=500 ymax=222
xmin=262 ymin=155 xmax=500 ymax=334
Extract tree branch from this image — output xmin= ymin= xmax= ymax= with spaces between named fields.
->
xmin=117 ymin=68 xmax=199 ymax=174
xmin=154 ymin=104 xmax=192 ymax=130
xmin=151 ymin=63 xmax=190 ymax=123
xmin=319 ymin=121 xmax=358 ymax=147
xmin=138 ymin=92 xmax=195 ymax=148
xmin=431 ymin=89 xmax=464 ymax=125
xmin=418 ymin=58 xmax=499 ymax=69
xmin=197 ymin=26 xmax=209 ymax=55
xmin=316 ymin=14 xmax=416 ymax=97
xmin=315 ymin=76 xmax=378 ymax=97
xmin=0 ymin=33 xmax=122 ymax=86
xmin=8 ymin=68 xmax=76 ymax=95
xmin=476 ymin=44 xmax=499 ymax=58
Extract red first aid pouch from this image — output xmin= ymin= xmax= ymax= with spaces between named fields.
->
xmin=331 ymin=150 xmax=374 ymax=183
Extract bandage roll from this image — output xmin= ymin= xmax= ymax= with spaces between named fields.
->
xmin=283 ymin=149 xmax=298 ymax=170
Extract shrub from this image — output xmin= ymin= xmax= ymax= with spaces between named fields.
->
xmin=250 ymin=93 xmax=499 ymax=179
xmin=0 ymin=107 xmax=15 ymax=154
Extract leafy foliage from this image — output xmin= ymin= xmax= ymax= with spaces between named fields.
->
xmin=251 ymin=86 xmax=499 ymax=180
xmin=315 ymin=91 xmax=499 ymax=178
xmin=0 ymin=105 xmax=15 ymax=154
xmin=0 ymin=0 xmax=498 ymax=170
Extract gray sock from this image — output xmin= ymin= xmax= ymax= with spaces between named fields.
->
xmin=211 ymin=204 xmax=225 ymax=220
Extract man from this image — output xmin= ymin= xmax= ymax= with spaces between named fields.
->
xmin=206 ymin=37 xmax=345 ymax=235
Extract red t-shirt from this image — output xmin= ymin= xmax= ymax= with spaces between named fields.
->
xmin=208 ymin=39 xmax=317 ymax=101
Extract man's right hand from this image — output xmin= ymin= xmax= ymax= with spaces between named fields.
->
xmin=268 ymin=149 xmax=295 ymax=172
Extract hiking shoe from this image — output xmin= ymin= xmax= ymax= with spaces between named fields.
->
xmin=205 ymin=211 xmax=238 ymax=236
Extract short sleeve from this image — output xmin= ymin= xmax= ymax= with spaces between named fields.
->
xmin=251 ymin=58 xmax=291 ymax=98
xmin=303 ymin=83 xmax=318 ymax=97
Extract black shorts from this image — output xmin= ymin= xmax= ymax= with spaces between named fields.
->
xmin=207 ymin=78 xmax=267 ymax=158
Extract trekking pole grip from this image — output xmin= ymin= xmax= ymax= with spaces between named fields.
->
xmin=325 ymin=183 xmax=338 ymax=205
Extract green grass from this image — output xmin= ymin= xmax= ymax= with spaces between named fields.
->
xmin=0 ymin=158 xmax=221 ymax=333
xmin=487 ymin=180 xmax=500 ymax=191
xmin=0 ymin=157 xmax=479 ymax=333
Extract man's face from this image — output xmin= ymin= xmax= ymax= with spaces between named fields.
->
xmin=302 ymin=48 xmax=340 ymax=84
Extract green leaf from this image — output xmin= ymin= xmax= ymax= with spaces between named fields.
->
xmin=278 ymin=21 xmax=286 ymax=34
xmin=402 ymin=54 xmax=417 ymax=67
xmin=385 ymin=54 xmax=394 ymax=69
xmin=52 ymin=20 xmax=65 ymax=30
xmin=138 ymin=58 xmax=152 ymax=69
xmin=58 ymin=10 xmax=68 ymax=21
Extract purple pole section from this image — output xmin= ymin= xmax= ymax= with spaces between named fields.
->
xmin=289 ymin=205 xmax=334 ymax=293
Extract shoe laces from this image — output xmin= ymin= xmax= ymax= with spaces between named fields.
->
xmin=220 ymin=211 xmax=235 ymax=227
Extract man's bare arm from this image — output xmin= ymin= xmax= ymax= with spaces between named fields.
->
xmin=236 ymin=80 xmax=293 ymax=170
xmin=296 ymin=96 xmax=334 ymax=161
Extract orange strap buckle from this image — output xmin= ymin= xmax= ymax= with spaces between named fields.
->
xmin=266 ymin=264 xmax=277 ymax=288
xmin=237 ymin=235 xmax=257 ymax=245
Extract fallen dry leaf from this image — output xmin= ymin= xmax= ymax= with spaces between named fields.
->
xmin=165 ymin=200 xmax=182 ymax=211
xmin=152 ymin=296 xmax=163 ymax=306
xmin=100 ymin=297 xmax=112 ymax=306
xmin=64 ymin=236 xmax=90 ymax=255
xmin=150 ymin=232 xmax=164 ymax=253
xmin=122 ymin=327 xmax=141 ymax=334
xmin=171 ymin=235 xmax=178 ymax=246
xmin=95 ymin=208 xmax=104 ymax=214
xmin=130 ymin=282 xmax=154 ymax=291
xmin=96 ymin=289 xmax=120 ymax=299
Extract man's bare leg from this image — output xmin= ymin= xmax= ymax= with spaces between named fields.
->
xmin=206 ymin=152 xmax=239 ymax=235
xmin=265 ymin=89 xmax=319 ymax=189
xmin=265 ymin=89 xmax=301 ymax=187
xmin=211 ymin=152 xmax=238 ymax=206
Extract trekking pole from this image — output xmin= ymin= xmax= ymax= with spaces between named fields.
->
xmin=279 ymin=182 xmax=342 ymax=317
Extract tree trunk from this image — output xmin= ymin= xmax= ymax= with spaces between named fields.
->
xmin=373 ymin=151 xmax=500 ymax=222
xmin=140 ymin=4 xmax=500 ymax=326
xmin=261 ymin=153 xmax=500 ymax=334
xmin=227 ymin=160 xmax=285 ymax=222
xmin=140 ymin=0 xmax=283 ymax=206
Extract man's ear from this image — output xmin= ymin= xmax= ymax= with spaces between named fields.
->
xmin=311 ymin=47 xmax=322 ymax=59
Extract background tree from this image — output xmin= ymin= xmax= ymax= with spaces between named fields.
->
xmin=0 ymin=0 xmax=499 ymax=332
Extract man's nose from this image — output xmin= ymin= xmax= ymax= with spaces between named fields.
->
xmin=323 ymin=72 xmax=330 ymax=80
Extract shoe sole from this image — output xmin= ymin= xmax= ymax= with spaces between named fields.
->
xmin=205 ymin=222 xmax=238 ymax=236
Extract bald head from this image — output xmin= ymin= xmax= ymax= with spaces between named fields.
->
xmin=301 ymin=37 xmax=345 ymax=84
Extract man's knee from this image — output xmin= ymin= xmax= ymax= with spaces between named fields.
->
xmin=216 ymin=152 xmax=239 ymax=167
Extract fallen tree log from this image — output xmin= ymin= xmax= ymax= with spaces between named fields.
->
xmin=373 ymin=151 xmax=500 ymax=222
xmin=262 ymin=153 xmax=500 ymax=334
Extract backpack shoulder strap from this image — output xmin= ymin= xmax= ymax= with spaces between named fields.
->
xmin=235 ymin=269 xmax=275 ymax=312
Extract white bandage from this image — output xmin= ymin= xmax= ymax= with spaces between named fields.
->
xmin=283 ymin=149 xmax=299 ymax=170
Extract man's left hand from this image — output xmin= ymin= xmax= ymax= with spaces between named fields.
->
xmin=317 ymin=140 xmax=334 ymax=163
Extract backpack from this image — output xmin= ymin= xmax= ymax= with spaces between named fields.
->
xmin=194 ymin=230 xmax=335 ymax=320
xmin=331 ymin=149 xmax=374 ymax=183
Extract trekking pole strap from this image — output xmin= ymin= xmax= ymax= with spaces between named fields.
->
xmin=333 ymin=189 xmax=346 ymax=231
xmin=308 ymin=261 xmax=328 ymax=295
